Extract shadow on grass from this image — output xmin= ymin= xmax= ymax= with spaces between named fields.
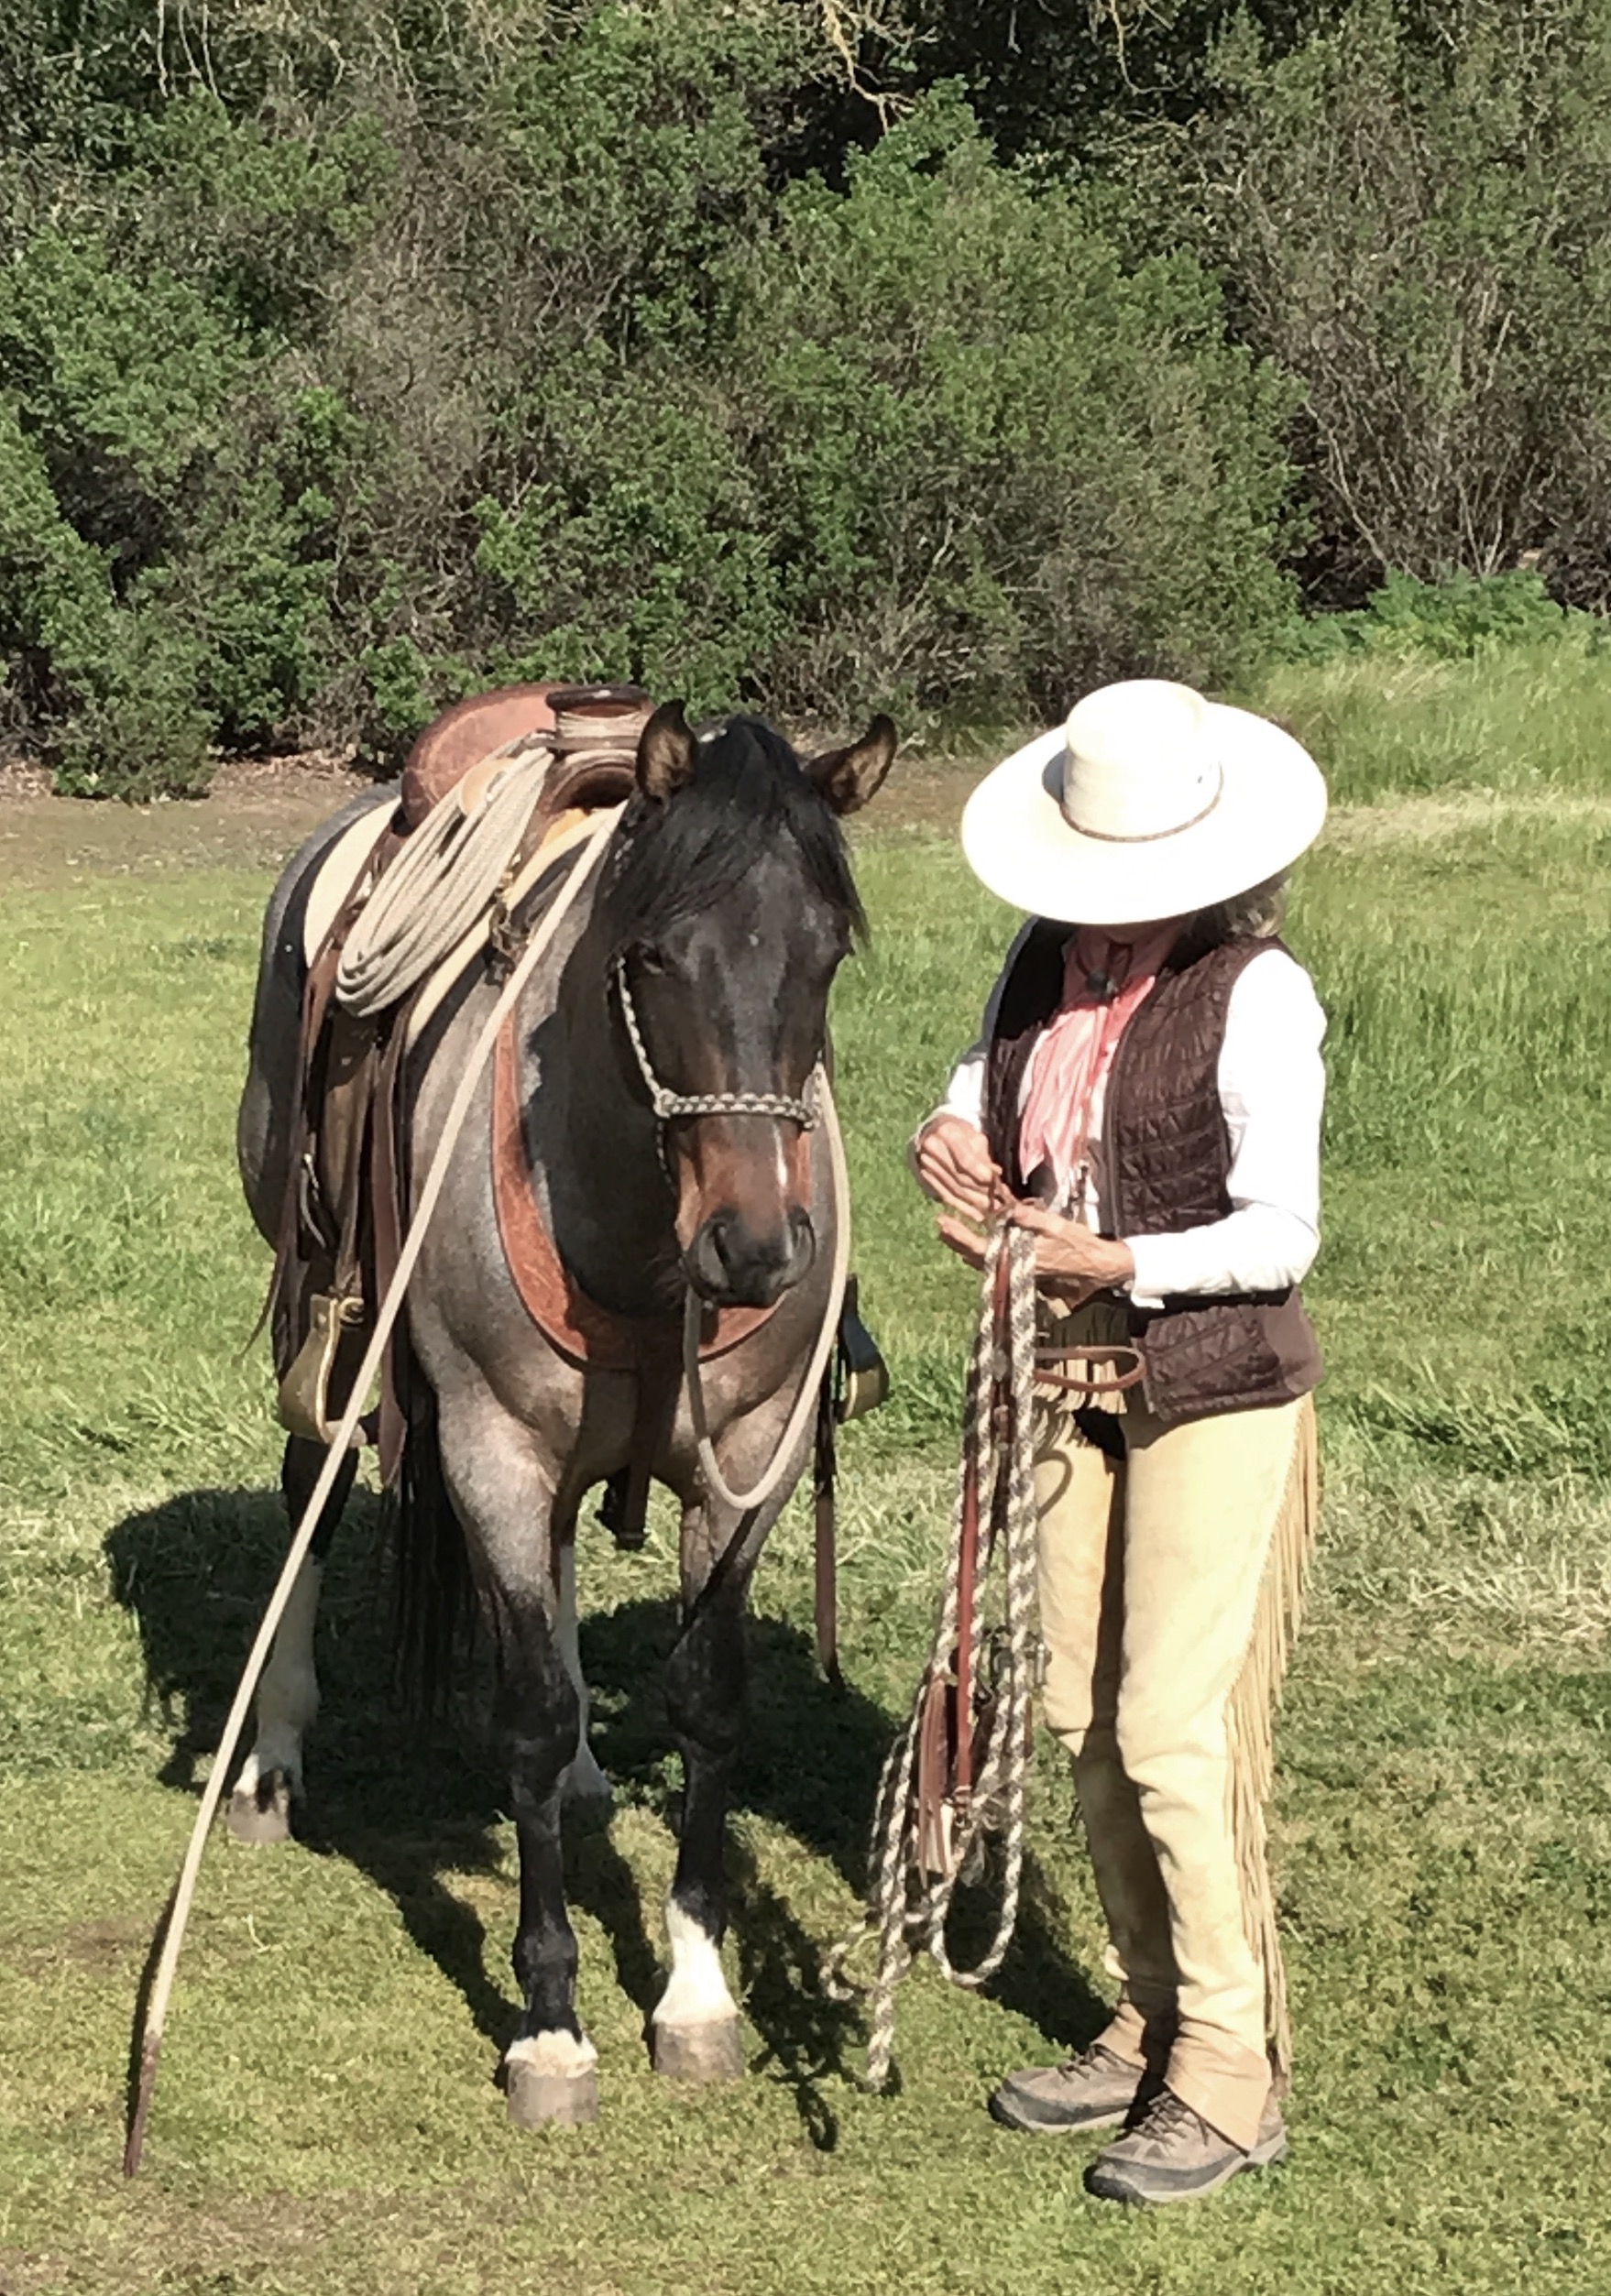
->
xmin=105 ymin=1486 xmax=1102 ymax=2145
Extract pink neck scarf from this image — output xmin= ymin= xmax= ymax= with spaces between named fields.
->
xmin=1017 ymin=924 xmax=1179 ymax=1200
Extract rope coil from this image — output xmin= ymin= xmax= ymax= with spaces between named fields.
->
xmin=827 ymin=1221 xmax=1042 ymax=2090
xmin=336 ymin=741 xmax=554 ymax=1018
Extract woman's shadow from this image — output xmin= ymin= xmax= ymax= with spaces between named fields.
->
xmin=106 ymin=1485 xmax=1104 ymax=2147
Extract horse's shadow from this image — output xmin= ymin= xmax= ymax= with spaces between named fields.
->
xmin=105 ymin=1486 xmax=1104 ymax=2146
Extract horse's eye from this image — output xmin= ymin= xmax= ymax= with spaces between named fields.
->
xmin=636 ymin=946 xmax=668 ymax=977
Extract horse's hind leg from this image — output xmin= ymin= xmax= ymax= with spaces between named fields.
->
xmin=555 ymin=1534 xmax=612 ymax=1812
xmin=436 ymin=1407 xmax=597 ymax=2126
xmin=229 ymin=1435 xmax=356 ymax=1845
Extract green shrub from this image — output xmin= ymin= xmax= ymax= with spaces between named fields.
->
xmin=1143 ymin=0 xmax=1611 ymax=607
xmin=720 ymin=93 xmax=1299 ymax=720
xmin=1274 ymin=570 xmax=1599 ymax=664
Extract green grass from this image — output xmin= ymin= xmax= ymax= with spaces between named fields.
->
xmin=6 ymin=658 xmax=1611 ymax=2291
xmin=1256 ymin=639 xmax=1611 ymax=806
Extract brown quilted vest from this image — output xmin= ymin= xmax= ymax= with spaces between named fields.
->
xmin=981 ymin=922 xmax=1322 ymax=1427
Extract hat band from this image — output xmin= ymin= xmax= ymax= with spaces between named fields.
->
xmin=1064 ymin=761 xmax=1224 ymax=844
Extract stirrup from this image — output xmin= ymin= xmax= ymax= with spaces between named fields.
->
xmin=834 ymin=1275 xmax=889 ymax=1424
xmin=278 ymin=1291 xmax=367 ymax=1447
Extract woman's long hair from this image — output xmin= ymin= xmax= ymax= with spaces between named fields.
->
xmin=1172 ymin=872 xmax=1288 ymax=966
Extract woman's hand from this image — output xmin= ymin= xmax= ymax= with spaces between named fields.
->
xmin=934 ymin=1193 xmax=1136 ymax=1299
xmin=936 ymin=1210 xmax=990 ymax=1271
xmin=915 ymin=1115 xmax=1006 ymax=1223
xmin=1008 ymin=1203 xmax=1135 ymax=1300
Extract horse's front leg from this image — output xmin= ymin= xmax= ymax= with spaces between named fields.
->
xmin=437 ymin=1405 xmax=597 ymax=2127
xmin=499 ymin=1585 xmax=597 ymax=2125
xmin=652 ymin=1494 xmax=754 ymax=2080
xmin=652 ymin=1468 xmax=795 ymax=2082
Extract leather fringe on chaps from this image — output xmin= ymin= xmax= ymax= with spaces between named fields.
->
xmin=1225 ymin=1393 xmax=1319 ymax=2092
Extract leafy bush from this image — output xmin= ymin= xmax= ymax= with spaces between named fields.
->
xmin=727 ymin=95 xmax=1299 ymax=719
xmin=0 ymin=19 xmax=1305 ymax=790
xmin=1142 ymin=0 xmax=1611 ymax=607
xmin=1274 ymin=569 xmax=1599 ymax=664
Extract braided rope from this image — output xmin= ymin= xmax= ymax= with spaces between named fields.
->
xmin=827 ymin=1221 xmax=1042 ymax=2090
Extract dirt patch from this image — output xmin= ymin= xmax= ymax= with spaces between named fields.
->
xmin=1 ymin=1915 xmax=151 ymax=1977
xmin=0 ymin=743 xmax=990 ymax=889
xmin=866 ymin=747 xmax=988 ymax=834
xmin=0 ymin=753 xmax=377 ymax=891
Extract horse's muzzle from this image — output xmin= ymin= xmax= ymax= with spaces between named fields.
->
xmin=685 ymin=1207 xmax=816 ymax=1308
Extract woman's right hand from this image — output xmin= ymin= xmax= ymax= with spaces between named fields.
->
xmin=915 ymin=1115 xmax=1005 ymax=1223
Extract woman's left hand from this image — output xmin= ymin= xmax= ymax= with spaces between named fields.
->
xmin=935 ymin=1202 xmax=1136 ymax=1300
xmin=1007 ymin=1204 xmax=1135 ymax=1299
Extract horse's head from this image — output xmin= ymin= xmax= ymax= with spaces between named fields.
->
xmin=600 ymin=702 xmax=895 ymax=1309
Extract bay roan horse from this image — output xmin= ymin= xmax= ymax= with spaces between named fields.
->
xmin=235 ymin=701 xmax=895 ymax=2125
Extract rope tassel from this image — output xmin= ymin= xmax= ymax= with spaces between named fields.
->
xmin=827 ymin=1223 xmax=1042 ymax=2090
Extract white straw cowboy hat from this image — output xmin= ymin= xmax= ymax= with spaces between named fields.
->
xmin=961 ymin=680 xmax=1327 ymax=925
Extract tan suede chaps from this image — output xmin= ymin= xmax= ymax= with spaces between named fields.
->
xmin=1035 ymin=1299 xmax=1318 ymax=2151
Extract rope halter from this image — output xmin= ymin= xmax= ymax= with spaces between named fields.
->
xmin=612 ymin=955 xmax=820 ymax=1131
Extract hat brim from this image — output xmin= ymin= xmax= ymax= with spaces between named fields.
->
xmin=960 ymin=704 xmax=1327 ymax=925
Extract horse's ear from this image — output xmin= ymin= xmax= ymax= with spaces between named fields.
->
xmin=807 ymin=715 xmax=897 ymax=816
xmin=637 ymin=699 xmax=699 ymax=802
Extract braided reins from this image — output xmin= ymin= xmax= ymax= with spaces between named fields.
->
xmin=614 ymin=957 xmax=820 ymax=1131
xmin=827 ymin=1220 xmax=1044 ymax=2089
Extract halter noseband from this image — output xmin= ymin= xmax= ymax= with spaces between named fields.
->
xmin=613 ymin=955 xmax=820 ymax=1132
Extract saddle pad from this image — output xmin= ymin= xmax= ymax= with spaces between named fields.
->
xmin=302 ymin=803 xmax=398 ymax=968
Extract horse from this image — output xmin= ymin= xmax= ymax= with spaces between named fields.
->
xmin=234 ymin=698 xmax=895 ymax=2124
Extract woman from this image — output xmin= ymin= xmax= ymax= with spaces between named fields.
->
xmin=915 ymin=678 xmax=1327 ymax=2207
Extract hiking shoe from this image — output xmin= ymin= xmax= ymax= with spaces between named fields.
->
xmin=988 ymin=2042 xmax=1155 ymax=2135
xmin=1084 ymin=2089 xmax=1288 ymax=2205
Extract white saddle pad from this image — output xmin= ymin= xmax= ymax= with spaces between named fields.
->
xmin=301 ymin=804 xmax=397 ymax=968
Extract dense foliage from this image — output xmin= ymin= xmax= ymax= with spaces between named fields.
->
xmin=3 ymin=0 xmax=1606 ymax=792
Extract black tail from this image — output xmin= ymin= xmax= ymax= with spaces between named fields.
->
xmin=385 ymin=1368 xmax=476 ymax=1717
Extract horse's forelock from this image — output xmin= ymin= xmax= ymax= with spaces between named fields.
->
xmin=600 ymin=715 xmax=864 ymax=955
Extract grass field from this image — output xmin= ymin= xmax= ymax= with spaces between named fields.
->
xmin=5 ymin=660 xmax=1611 ymax=2293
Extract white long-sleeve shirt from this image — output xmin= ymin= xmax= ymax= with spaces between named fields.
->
xmin=925 ymin=935 xmax=1325 ymax=1308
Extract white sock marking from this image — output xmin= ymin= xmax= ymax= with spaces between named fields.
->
xmin=653 ymin=1897 xmax=738 ymax=2029
xmin=504 ymin=2029 xmax=597 ymax=2077
xmin=238 ymin=1556 xmax=322 ymax=1799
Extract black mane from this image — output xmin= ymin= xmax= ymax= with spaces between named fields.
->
xmin=599 ymin=715 xmax=864 ymax=955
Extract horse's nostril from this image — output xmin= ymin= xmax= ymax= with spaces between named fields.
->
xmin=688 ymin=1208 xmax=815 ymax=1307
xmin=787 ymin=1209 xmax=816 ymax=1278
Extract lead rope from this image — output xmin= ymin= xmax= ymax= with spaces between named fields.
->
xmin=123 ymin=804 xmax=625 ymax=2177
xmin=827 ymin=1221 xmax=1041 ymax=2089
xmin=682 ymin=1074 xmax=851 ymax=1518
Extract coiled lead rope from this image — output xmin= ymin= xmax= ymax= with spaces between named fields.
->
xmin=827 ymin=1221 xmax=1041 ymax=2089
xmin=335 ymin=741 xmax=553 ymax=1018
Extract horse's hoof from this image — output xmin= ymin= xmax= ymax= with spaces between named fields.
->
xmin=652 ymin=2017 xmax=745 ymax=2083
xmin=503 ymin=2036 xmax=599 ymax=2128
xmin=506 ymin=2064 xmax=599 ymax=2128
xmin=227 ymin=1777 xmax=293 ymax=1845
